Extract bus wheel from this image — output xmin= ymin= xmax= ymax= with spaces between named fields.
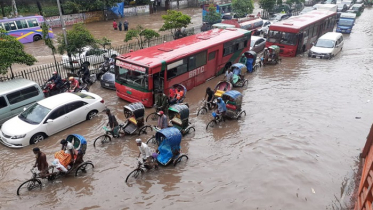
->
xmin=302 ymin=45 xmax=306 ymax=53
xmin=33 ymin=35 xmax=42 ymax=42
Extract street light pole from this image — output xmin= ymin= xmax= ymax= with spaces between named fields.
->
xmin=56 ymin=0 xmax=73 ymax=70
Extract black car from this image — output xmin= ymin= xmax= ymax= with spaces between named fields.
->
xmin=269 ymin=13 xmax=291 ymax=22
xmin=100 ymin=67 xmax=115 ymax=90
xmin=337 ymin=3 xmax=349 ymax=12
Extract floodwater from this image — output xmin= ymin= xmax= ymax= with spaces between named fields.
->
xmin=2 ymin=7 xmax=373 ymax=210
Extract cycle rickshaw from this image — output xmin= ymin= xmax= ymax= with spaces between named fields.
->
xmin=239 ymin=50 xmax=261 ymax=73
xmin=206 ymin=90 xmax=246 ymax=130
xmin=168 ymin=104 xmax=195 ymax=135
xmin=146 ymin=84 xmax=188 ymax=123
xmin=262 ymin=45 xmax=281 ymax=66
xmin=126 ymin=127 xmax=188 ymax=183
xmin=197 ymin=81 xmax=232 ymax=116
xmin=230 ymin=63 xmax=249 ymax=88
xmin=17 ymin=134 xmax=94 ymax=195
xmin=93 ymin=102 xmax=152 ymax=147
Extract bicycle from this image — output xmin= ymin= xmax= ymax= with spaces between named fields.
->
xmin=206 ymin=112 xmax=225 ymax=130
xmin=197 ymin=99 xmax=217 ymax=116
xmin=145 ymin=106 xmax=163 ymax=123
xmin=125 ymin=157 xmax=158 ymax=183
xmin=93 ymin=124 xmax=125 ymax=148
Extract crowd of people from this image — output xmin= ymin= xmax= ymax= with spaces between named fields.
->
xmin=113 ymin=19 xmax=129 ymax=31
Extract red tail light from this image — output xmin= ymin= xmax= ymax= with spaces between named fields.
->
xmin=100 ymin=99 xmax=104 ymax=103
xmin=73 ymin=60 xmax=79 ymax=63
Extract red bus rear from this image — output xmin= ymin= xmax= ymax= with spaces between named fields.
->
xmin=115 ymin=28 xmax=251 ymax=107
xmin=222 ymin=15 xmax=263 ymax=35
xmin=265 ymin=10 xmax=337 ymax=57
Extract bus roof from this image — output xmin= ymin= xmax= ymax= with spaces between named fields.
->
xmin=0 ymin=15 xmax=43 ymax=22
xmin=116 ymin=28 xmax=250 ymax=68
xmin=269 ymin=10 xmax=337 ymax=33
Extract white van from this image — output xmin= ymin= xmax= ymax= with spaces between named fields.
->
xmin=313 ymin=4 xmax=338 ymax=12
xmin=0 ymin=79 xmax=44 ymax=126
xmin=308 ymin=32 xmax=344 ymax=59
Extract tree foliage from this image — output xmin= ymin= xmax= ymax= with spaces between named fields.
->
xmin=159 ymin=10 xmax=191 ymax=37
xmin=42 ymin=22 xmax=59 ymax=71
xmin=232 ymin=0 xmax=254 ymax=18
xmin=97 ymin=37 xmax=112 ymax=50
xmin=57 ymin=23 xmax=96 ymax=57
xmin=204 ymin=4 xmax=221 ymax=25
xmin=124 ymin=25 xmax=160 ymax=49
xmin=260 ymin=0 xmax=277 ymax=11
xmin=0 ymin=29 xmax=37 ymax=76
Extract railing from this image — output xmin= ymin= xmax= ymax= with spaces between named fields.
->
xmin=0 ymin=27 xmax=197 ymax=86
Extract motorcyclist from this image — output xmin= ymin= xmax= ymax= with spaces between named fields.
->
xmin=79 ymin=62 xmax=92 ymax=85
xmin=47 ymin=71 xmax=63 ymax=89
xmin=69 ymin=76 xmax=79 ymax=92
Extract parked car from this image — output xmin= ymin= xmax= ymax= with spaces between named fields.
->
xmin=0 ymin=79 xmax=44 ymax=126
xmin=323 ymin=0 xmax=337 ymax=4
xmin=0 ymin=92 xmax=105 ymax=148
xmin=62 ymin=47 xmax=118 ymax=69
xmin=308 ymin=32 xmax=344 ymax=59
xmin=268 ymin=13 xmax=291 ymax=22
xmin=337 ymin=3 xmax=349 ymax=12
xmin=250 ymin=36 xmax=266 ymax=53
xmin=300 ymin=7 xmax=317 ymax=15
xmin=100 ymin=67 xmax=116 ymax=90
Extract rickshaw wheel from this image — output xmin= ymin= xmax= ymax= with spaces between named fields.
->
xmin=237 ymin=111 xmax=246 ymax=119
xmin=138 ymin=126 xmax=151 ymax=135
xmin=17 ymin=179 xmax=42 ymax=196
xmin=75 ymin=161 xmax=94 ymax=176
xmin=146 ymin=113 xmax=158 ymax=123
xmin=197 ymin=107 xmax=207 ymax=116
xmin=93 ymin=134 xmax=111 ymax=148
xmin=125 ymin=169 xmax=143 ymax=183
xmin=206 ymin=120 xmax=217 ymax=130
xmin=146 ymin=136 xmax=157 ymax=146
xmin=174 ymin=155 xmax=189 ymax=166
xmin=243 ymin=80 xmax=249 ymax=87
xmin=185 ymin=127 xmax=195 ymax=135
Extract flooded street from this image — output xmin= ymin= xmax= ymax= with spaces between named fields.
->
xmin=2 ymin=7 xmax=373 ymax=210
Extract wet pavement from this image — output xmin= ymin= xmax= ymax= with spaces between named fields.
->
xmin=2 ymin=7 xmax=373 ymax=210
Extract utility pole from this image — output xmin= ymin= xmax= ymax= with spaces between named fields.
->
xmin=57 ymin=0 xmax=73 ymax=70
xmin=12 ymin=0 xmax=18 ymax=17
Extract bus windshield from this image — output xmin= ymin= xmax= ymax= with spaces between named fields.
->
xmin=117 ymin=67 xmax=148 ymax=89
xmin=315 ymin=39 xmax=335 ymax=48
xmin=267 ymin=30 xmax=297 ymax=45
xmin=339 ymin=19 xmax=354 ymax=26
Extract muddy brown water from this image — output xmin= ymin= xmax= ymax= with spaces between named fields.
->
xmin=2 ymin=7 xmax=373 ymax=210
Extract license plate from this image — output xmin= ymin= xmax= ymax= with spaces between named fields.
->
xmin=105 ymin=83 xmax=110 ymax=87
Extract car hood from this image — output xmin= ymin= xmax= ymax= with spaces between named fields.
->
xmin=310 ymin=46 xmax=333 ymax=54
xmin=337 ymin=25 xmax=352 ymax=29
xmin=1 ymin=116 xmax=39 ymax=136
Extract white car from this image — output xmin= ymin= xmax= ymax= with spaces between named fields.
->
xmin=308 ymin=32 xmax=344 ymax=59
xmin=62 ymin=47 xmax=118 ymax=69
xmin=0 ymin=92 xmax=105 ymax=148
xmin=250 ymin=36 xmax=266 ymax=53
xmin=257 ymin=21 xmax=271 ymax=36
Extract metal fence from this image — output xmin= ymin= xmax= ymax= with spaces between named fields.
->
xmin=0 ymin=27 xmax=197 ymax=86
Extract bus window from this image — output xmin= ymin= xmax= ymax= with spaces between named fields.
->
xmin=3 ymin=22 xmax=17 ymax=31
xmin=280 ymin=32 xmax=297 ymax=45
xmin=0 ymin=23 xmax=3 ymax=30
xmin=15 ymin=20 xmax=28 ymax=29
xmin=117 ymin=67 xmax=148 ymax=89
xmin=312 ymin=26 xmax=318 ymax=37
xmin=167 ymin=59 xmax=188 ymax=79
xmin=188 ymin=51 xmax=206 ymax=71
xmin=208 ymin=51 xmax=216 ymax=60
xmin=27 ymin=19 xmax=39 ymax=27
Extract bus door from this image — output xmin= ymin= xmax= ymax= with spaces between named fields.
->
xmin=152 ymin=70 xmax=164 ymax=92
xmin=206 ymin=50 xmax=218 ymax=79
xmin=296 ymin=32 xmax=304 ymax=54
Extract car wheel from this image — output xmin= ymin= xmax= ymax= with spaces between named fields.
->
xmin=86 ymin=110 xmax=98 ymax=120
xmin=30 ymin=133 xmax=45 ymax=145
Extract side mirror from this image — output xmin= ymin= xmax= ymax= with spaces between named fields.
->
xmin=23 ymin=107 xmax=26 ymax=111
xmin=46 ymin=119 xmax=54 ymax=123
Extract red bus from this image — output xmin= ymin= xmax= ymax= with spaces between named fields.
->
xmin=265 ymin=10 xmax=337 ymax=57
xmin=220 ymin=15 xmax=263 ymax=35
xmin=115 ymin=28 xmax=251 ymax=107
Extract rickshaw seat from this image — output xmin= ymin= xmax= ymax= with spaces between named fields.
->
xmin=215 ymin=90 xmax=225 ymax=97
xmin=171 ymin=117 xmax=182 ymax=126
xmin=128 ymin=117 xmax=137 ymax=125
xmin=227 ymin=101 xmax=236 ymax=105
xmin=124 ymin=123 xmax=137 ymax=135
xmin=226 ymin=104 xmax=237 ymax=110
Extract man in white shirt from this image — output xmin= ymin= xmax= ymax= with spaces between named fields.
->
xmin=136 ymin=139 xmax=157 ymax=169
xmin=60 ymin=139 xmax=75 ymax=164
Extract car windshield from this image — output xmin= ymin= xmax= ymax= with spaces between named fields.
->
xmin=339 ymin=19 xmax=354 ymax=26
xmin=18 ymin=103 xmax=51 ymax=124
xmin=352 ymin=7 xmax=359 ymax=11
xmin=315 ymin=39 xmax=335 ymax=48
xmin=267 ymin=30 xmax=297 ymax=45
xmin=74 ymin=92 xmax=95 ymax=99
xmin=337 ymin=4 xmax=345 ymax=8
xmin=116 ymin=66 xmax=148 ymax=90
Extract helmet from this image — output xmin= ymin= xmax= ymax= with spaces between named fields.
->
xmin=52 ymin=71 xmax=57 ymax=75
xmin=135 ymin=139 xmax=142 ymax=143
xmin=69 ymin=76 xmax=74 ymax=81
xmin=157 ymin=111 xmax=164 ymax=116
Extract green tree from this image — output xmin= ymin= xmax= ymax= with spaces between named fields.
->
xmin=57 ymin=23 xmax=96 ymax=64
xmin=260 ymin=0 xmax=277 ymax=11
xmin=0 ymin=29 xmax=37 ymax=78
xmin=41 ymin=22 xmax=59 ymax=72
xmin=124 ymin=25 xmax=160 ymax=49
xmin=159 ymin=10 xmax=191 ymax=38
xmin=97 ymin=37 xmax=111 ymax=50
xmin=232 ymin=0 xmax=254 ymax=18
xmin=204 ymin=4 xmax=221 ymax=25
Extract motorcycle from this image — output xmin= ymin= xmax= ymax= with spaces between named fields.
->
xmin=67 ymin=83 xmax=89 ymax=93
xmin=97 ymin=56 xmax=115 ymax=81
xmin=41 ymin=79 xmax=69 ymax=97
